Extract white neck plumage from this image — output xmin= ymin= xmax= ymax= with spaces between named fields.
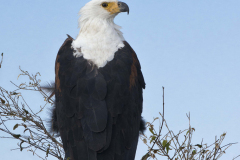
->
xmin=72 ymin=17 xmax=125 ymax=68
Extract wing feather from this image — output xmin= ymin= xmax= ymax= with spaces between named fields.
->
xmin=55 ymin=36 xmax=145 ymax=160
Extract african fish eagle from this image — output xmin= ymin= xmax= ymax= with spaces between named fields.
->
xmin=51 ymin=0 xmax=145 ymax=159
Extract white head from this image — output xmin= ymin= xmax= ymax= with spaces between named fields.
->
xmin=72 ymin=0 xmax=130 ymax=68
xmin=79 ymin=0 xmax=129 ymax=25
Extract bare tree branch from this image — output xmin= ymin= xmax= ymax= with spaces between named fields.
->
xmin=0 ymin=68 xmax=63 ymax=160
xmin=140 ymin=87 xmax=239 ymax=160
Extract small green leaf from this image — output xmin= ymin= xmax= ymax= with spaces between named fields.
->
xmin=166 ymin=146 xmax=170 ymax=153
xmin=195 ymin=144 xmax=202 ymax=148
xmin=46 ymin=147 xmax=50 ymax=157
xmin=13 ymin=124 xmax=19 ymax=130
xmin=153 ymin=149 xmax=159 ymax=153
xmin=22 ymin=117 xmax=26 ymax=122
xmin=13 ymin=134 xmax=21 ymax=139
xmin=150 ymin=136 xmax=156 ymax=143
xmin=0 ymin=98 xmax=5 ymax=104
xmin=221 ymin=133 xmax=226 ymax=137
xmin=23 ymin=109 xmax=29 ymax=114
xmin=143 ymin=138 xmax=147 ymax=144
xmin=192 ymin=150 xmax=196 ymax=155
xmin=141 ymin=153 xmax=151 ymax=160
xmin=179 ymin=146 xmax=185 ymax=150
xmin=202 ymin=150 xmax=209 ymax=154
xmin=162 ymin=140 xmax=167 ymax=148
xmin=149 ymin=128 xmax=154 ymax=135
xmin=12 ymin=92 xmax=18 ymax=95
xmin=166 ymin=142 xmax=171 ymax=154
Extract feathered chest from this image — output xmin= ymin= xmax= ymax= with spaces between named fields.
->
xmin=63 ymin=43 xmax=133 ymax=90
xmin=71 ymin=20 xmax=125 ymax=68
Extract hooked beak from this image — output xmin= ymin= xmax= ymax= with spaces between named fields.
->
xmin=118 ymin=1 xmax=129 ymax=14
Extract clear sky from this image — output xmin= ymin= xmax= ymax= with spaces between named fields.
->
xmin=0 ymin=0 xmax=240 ymax=159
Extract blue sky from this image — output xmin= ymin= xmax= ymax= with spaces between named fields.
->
xmin=0 ymin=0 xmax=240 ymax=159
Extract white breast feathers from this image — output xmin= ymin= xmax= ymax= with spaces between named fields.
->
xmin=72 ymin=16 xmax=125 ymax=68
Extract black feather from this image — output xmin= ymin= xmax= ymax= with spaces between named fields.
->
xmin=54 ymin=36 xmax=145 ymax=160
xmin=139 ymin=117 xmax=146 ymax=134
xmin=84 ymin=100 xmax=107 ymax=132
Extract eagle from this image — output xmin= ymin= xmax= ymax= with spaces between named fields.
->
xmin=51 ymin=0 xmax=146 ymax=159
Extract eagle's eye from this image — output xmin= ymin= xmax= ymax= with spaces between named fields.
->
xmin=102 ymin=3 xmax=108 ymax=8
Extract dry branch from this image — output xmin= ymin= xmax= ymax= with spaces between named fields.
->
xmin=140 ymin=87 xmax=239 ymax=160
xmin=0 ymin=68 xmax=63 ymax=160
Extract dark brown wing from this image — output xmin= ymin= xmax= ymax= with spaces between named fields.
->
xmin=54 ymin=36 xmax=145 ymax=160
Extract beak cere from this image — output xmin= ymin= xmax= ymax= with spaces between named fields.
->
xmin=108 ymin=2 xmax=120 ymax=14
xmin=106 ymin=1 xmax=129 ymax=15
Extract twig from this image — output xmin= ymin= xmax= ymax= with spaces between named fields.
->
xmin=0 ymin=69 xmax=63 ymax=159
xmin=233 ymin=155 xmax=240 ymax=160
xmin=149 ymin=87 xmax=165 ymax=151
xmin=0 ymin=53 xmax=3 ymax=68
xmin=140 ymin=87 xmax=239 ymax=160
